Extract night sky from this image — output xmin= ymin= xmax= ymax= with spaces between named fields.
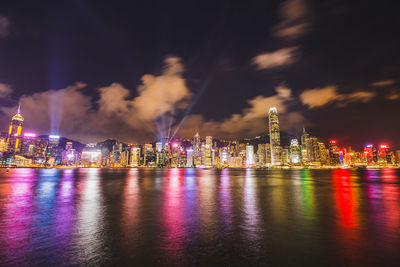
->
xmin=0 ymin=0 xmax=400 ymax=148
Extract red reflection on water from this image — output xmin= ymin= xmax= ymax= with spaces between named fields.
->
xmin=332 ymin=169 xmax=363 ymax=264
xmin=333 ymin=169 xmax=358 ymax=227
xmin=161 ymin=168 xmax=185 ymax=264
xmin=0 ymin=168 xmax=35 ymax=265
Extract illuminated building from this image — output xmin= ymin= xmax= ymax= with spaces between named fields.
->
xmin=318 ymin=142 xmax=329 ymax=165
xmin=220 ymin=147 xmax=229 ymax=167
xmin=364 ymin=144 xmax=373 ymax=164
xmin=268 ymin=107 xmax=281 ymax=166
xmin=186 ymin=149 xmax=194 ymax=167
xmin=205 ymin=136 xmax=213 ymax=167
xmin=338 ymin=149 xmax=344 ymax=166
xmin=178 ymin=149 xmax=187 ymax=167
xmin=81 ymin=148 xmax=102 ymax=166
xmin=265 ymin=143 xmax=271 ymax=165
xmin=47 ymin=135 xmax=62 ymax=165
xmin=229 ymin=156 xmax=243 ymax=168
xmin=378 ymin=145 xmax=390 ymax=164
xmin=193 ymin=132 xmax=202 ymax=166
xmin=256 ymin=144 xmax=266 ymax=166
xmin=33 ymin=137 xmax=49 ymax=163
xmin=395 ymin=150 xmax=400 ymax=164
xmin=0 ymin=137 xmax=8 ymax=152
xmin=144 ymin=144 xmax=155 ymax=166
xmin=301 ymin=128 xmax=309 ymax=150
xmin=6 ymin=104 xmax=24 ymax=153
xmin=329 ymin=139 xmax=340 ymax=165
xmin=21 ymin=133 xmax=37 ymax=157
xmin=62 ymin=142 xmax=77 ymax=165
xmin=281 ymin=148 xmax=289 ymax=165
xmin=305 ymin=136 xmax=320 ymax=164
xmin=120 ymin=150 xmax=130 ymax=166
xmin=246 ymin=145 xmax=254 ymax=166
xmin=155 ymin=142 xmax=162 ymax=166
xmin=130 ymin=147 xmax=141 ymax=167
xmin=169 ymin=143 xmax=179 ymax=167
xmin=289 ymin=139 xmax=301 ymax=164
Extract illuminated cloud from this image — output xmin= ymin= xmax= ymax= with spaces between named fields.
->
xmin=386 ymin=90 xmax=400 ymax=100
xmin=0 ymin=57 xmax=191 ymax=143
xmin=0 ymin=15 xmax=10 ymax=37
xmin=177 ymin=85 xmax=305 ymax=138
xmin=300 ymin=86 xmax=376 ymax=108
xmin=252 ymin=47 xmax=297 ymax=69
xmin=273 ymin=0 xmax=311 ymax=39
xmin=132 ymin=56 xmax=191 ymax=121
xmin=0 ymin=83 xmax=12 ymax=98
xmin=371 ymin=79 xmax=396 ymax=87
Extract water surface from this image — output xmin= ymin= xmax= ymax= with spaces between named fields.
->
xmin=0 ymin=168 xmax=399 ymax=266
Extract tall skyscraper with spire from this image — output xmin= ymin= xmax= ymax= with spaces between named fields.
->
xmin=268 ymin=107 xmax=281 ymax=166
xmin=7 ymin=103 xmax=24 ymax=153
xmin=193 ymin=132 xmax=201 ymax=166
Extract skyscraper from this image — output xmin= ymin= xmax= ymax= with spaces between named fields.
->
xmin=193 ymin=132 xmax=201 ymax=166
xmin=246 ymin=145 xmax=254 ymax=166
xmin=205 ymin=136 xmax=213 ymax=167
xmin=268 ymin=107 xmax=281 ymax=166
xmin=7 ymin=104 xmax=24 ymax=153
xmin=289 ymin=139 xmax=301 ymax=164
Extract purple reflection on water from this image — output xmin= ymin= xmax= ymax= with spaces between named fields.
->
xmin=219 ymin=169 xmax=233 ymax=231
xmin=0 ymin=168 xmax=35 ymax=265
xmin=161 ymin=168 xmax=185 ymax=265
xmin=243 ymin=169 xmax=261 ymax=243
xmin=53 ymin=169 xmax=77 ymax=262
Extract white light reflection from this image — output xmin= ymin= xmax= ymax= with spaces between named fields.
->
xmin=76 ymin=168 xmax=104 ymax=264
xmin=243 ymin=169 xmax=261 ymax=245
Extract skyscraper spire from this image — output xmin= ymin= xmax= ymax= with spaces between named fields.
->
xmin=17 ymin=102 xmax=21 ymax=114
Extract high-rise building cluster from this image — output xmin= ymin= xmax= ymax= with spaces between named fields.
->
xmin=1 ymin=106 xmax=400 ymax=168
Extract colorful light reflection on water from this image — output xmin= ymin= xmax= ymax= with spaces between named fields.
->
xmin=0 ymin=168 xmax=400 ymax=266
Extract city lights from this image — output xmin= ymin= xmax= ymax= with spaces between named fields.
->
xmin=0 ymin=104 xmax=399 ymax=168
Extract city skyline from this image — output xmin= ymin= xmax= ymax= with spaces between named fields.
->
xmin=0 ymin=0 xmax=400 ymax=147
xmin=1 ymin=104 xmax=398 ymax=168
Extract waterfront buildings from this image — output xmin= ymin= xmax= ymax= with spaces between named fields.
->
xmin=1 ymin=105 xmax=399 ymax=168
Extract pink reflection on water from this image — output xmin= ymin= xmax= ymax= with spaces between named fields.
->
xmin=0 ymin=168 xmax=35 ymax=265
xmin=54 ymin=169 xmax=76 ymax=249
xmin=161 ymin=168 xmax=185 ymax=264
xmin=381 ymin=169 xmax=400 ymax=251
xmin=219 ymin=169 xmax=233 ymax=229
